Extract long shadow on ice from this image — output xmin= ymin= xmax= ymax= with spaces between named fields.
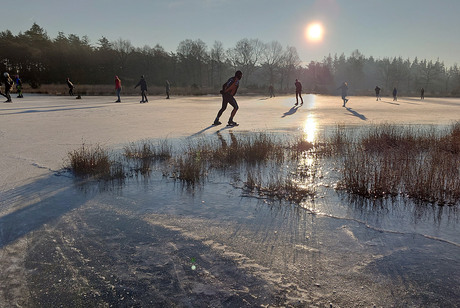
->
xmin=345 ymin=107 xmax=367 ymax=121
xmin=281 ymin=105 xmax=300 ymax=118
xmin=0 ymin=173 xmax=97 ymax=248
xmin=0 ymin=105 xmax=106 ymax=116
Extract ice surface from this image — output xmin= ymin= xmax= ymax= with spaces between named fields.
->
xmin=1 ymin=94 xmax=459 ymax=306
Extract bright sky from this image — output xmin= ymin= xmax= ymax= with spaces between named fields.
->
xmin=3 ymin=0 xmax=460 ymax=67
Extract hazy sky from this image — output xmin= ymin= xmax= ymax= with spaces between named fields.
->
xmin=3 ymin=0 xmax=460 ymax=67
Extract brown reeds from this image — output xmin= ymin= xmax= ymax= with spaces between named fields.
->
xmin=67 ymin=123 xmax=460 ymax=206
xmin=124 ymin=139 xmax=172 ymax=160
xmin=67 ymin=143 xmax=124 ymax=179
xmin=338 ymin=123 xmax=460 ymax=205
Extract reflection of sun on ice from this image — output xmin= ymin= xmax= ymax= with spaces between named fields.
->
xmin=305 ymin=23 xmax=323 ymax=42
xmin=303 ymin=115 xmax=317 ymax=143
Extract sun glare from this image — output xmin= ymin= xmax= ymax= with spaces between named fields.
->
xmin=303 ymin=115 xmax=317 ymax=143
xmin=306 ymin=23 xmax=323 ymax=42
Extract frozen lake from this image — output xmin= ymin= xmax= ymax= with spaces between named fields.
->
xmin=1 ymin=94 xmax=459 ymax=307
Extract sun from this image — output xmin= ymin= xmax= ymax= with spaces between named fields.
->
xmin=306 ymin=23 xmax=324 ymax=42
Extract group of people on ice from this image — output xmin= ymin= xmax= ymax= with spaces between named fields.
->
xmin=2 ymin=70 xmax=428 ymax=130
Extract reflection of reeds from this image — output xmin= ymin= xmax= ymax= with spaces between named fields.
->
xmin=68 ymin=143 xmax=124 ymax=179
xmin=244 ymin=169 xmax=315 ymax=203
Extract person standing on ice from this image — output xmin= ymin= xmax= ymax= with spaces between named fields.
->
xmin=337 ymin=81 xmax=349 ymax=107
xmin=392 ymin=87 xmax=398 ymax=101
xmin=115 ymin=76 xmax=122 ymax=102
xmin=213 ymin=70 xmax=243 ymax=127
xmin=135 ymin=75 xmax=148 ymax=103
xmin=374 ymin=86 xmax=381 ymax=101
xmin=66 ymin=77 xmax=74 ymax=96
xmin=268 ymin=84 xmax=275 ymax=98
xmin=420 ymin=87 xmax=425 ymax=100
xmin=294 ymin=79 xmax=303 ymax=105
xmin=2 ymin=72 xmax=14 ymax=102
xmin=165 ymin=80 xmax=171 ymax=99
xmin=15 ymin=75 xmax=23 ymax=98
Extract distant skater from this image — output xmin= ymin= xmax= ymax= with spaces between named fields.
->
xmin=15 ymin=75 xmax=23 ymax=98
xmin=66 ymin=78 xmax=74 ymax=96
xmin=2 ymin=72 xmax=13 ymax=102
xmin=115 ymin=76 xmax=122 ymax=102
xmin=268 ymin=84 xmax=274 ymax=98
xmin=420 ymin=87 xmax=425 ymax=100
xmin=338 ymin=82 xmax=348 ymax=107
xmin=135 ymin=75 xmax=148 ymax=103
xmin=393 ymin=87 xmax=398 ymax=101
xmin=165 ymin=80 xmax=170 ymax=99
xmin=374 ymin=86 xmax=381 ymax=101
xmin=213 ymin=70 xmax=243 ymax=127
xmin=295 ymin=79 xmax=303 ymax=105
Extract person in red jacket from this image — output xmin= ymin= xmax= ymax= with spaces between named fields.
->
xmin=115 ymin=76 xmax=122 ymax=102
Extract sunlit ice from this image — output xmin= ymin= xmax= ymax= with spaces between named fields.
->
xmin=303 ymin=114 xmax=317 ymax=143
xmin=305 ymin=22 xmax=324 ymax=42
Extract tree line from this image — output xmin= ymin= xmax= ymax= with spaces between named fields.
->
xmin=1 ymin=23 xmax=460 ymax=96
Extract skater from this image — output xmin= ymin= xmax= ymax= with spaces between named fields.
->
xmin=392 ymin=87 xmax=398 ymax=101
xmin=295 ymin=79 xmax=303 ymax=105
xmin=115 ymin=76 xmax=122 ymax=102
xmin=374 ymin=86 xmax=381 ymax=101
xmin=66 ymin=78 xmax=74 ymax=96
xmin=134 ymin=75 xmax=148 ymax=103
xmin=420 ymin=87 xmax=425 ymax=100
xmin=15 ymin=75 xmax=23 ymax=98
xmin=165 ymin=80 xmax=170 ymax=99
xmin=338 ymin=82 xmax=348 ymax=107
xmin=268 ymin=84 xmax=274 ymax=98
xmin=213 ymin=70 xmax=243 ymax=127
xmin=2 ymin=72 xmax=14 ymax=102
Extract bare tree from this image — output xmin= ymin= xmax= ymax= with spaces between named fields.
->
xmin=210 ymin=40 xmax=226 ymax=87
xmin=279 ymin=46 xmax=301 ymax=90
xmin=227 ymin=38 xmax=264 ymax=85
xmin=177 ymin=39 xmax=209 ymax=87
xmin=419 ymin=59 xmax=444 ymax=93
xmin=112 ymin=38 xmax=134 ymax=73
xmin=261 ymin=41 xmax=283 ymax=86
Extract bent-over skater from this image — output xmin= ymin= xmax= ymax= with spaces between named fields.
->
xmin=213 ymin=70 xmax=243 ymax=127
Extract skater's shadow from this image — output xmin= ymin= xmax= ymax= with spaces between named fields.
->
xmin=281 ymin=105 xmax=300 ymax=118
xmin=345 ymin=107 xmax=367 ymax=121
xmin=381 ymin=100 xmax=400 ymax=106
xmin=190 ymin=125 xmax=214 ymax=137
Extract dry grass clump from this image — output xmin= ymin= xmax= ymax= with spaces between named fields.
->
xmin=168 ymin=133 xmax=286 ymax=185
xmin=403 ymin=150 xmax=460 ymax=204
xmin=124 ymin=139 xmax=172 ymax=160
xmin=68 ymin=144 xmax=124 ymax=179
xmin=312 ymin=124 xmax=351 ymax=156
xmin=210 ymin=132 xmax=285 ymax=167
xmin=338 ymin=123 xmax=460 ymax=205
xmin=170 ymin=151 xmax=207 ymax=185
xmin=123 ymin=139 xmax=172 ymax=176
